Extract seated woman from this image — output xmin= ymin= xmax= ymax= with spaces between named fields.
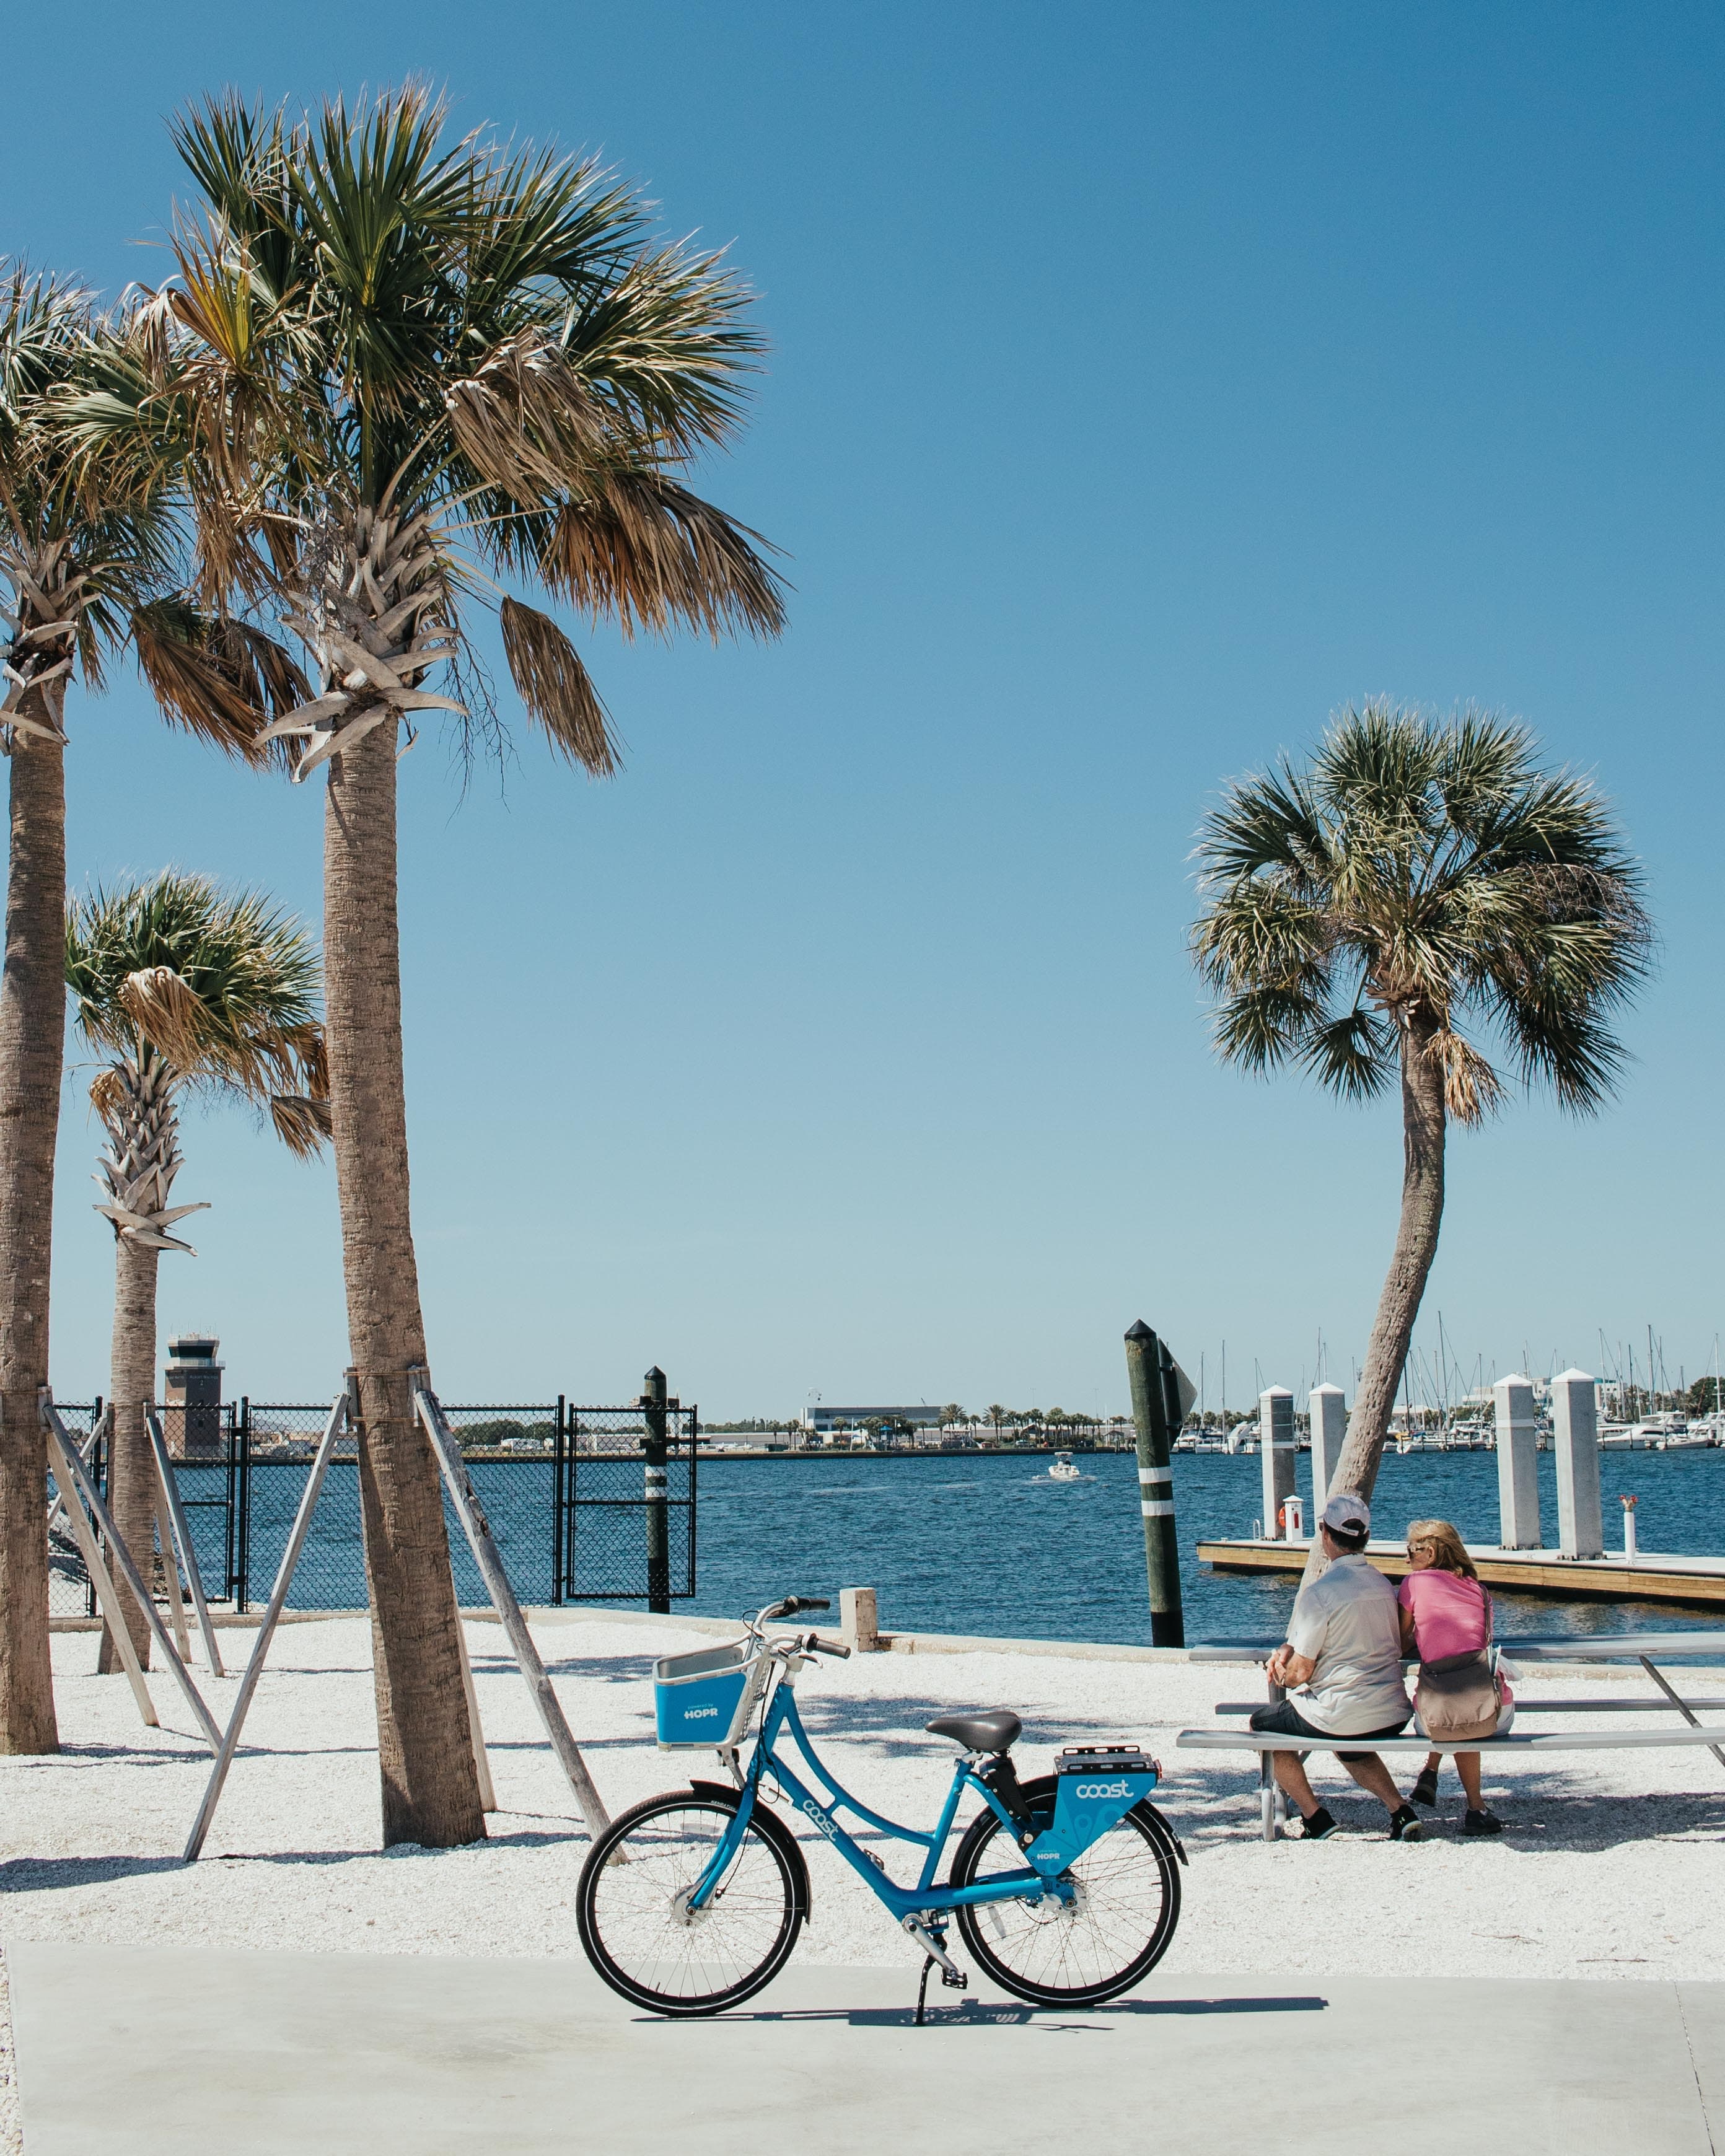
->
xmin=1398 ymin=1518 xmax=1512 ymax=1837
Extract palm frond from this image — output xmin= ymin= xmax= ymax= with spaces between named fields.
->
xmin=443 ymin=333 xmax=605 ymax=499
xmin=131 ymin=597 xmax=309 ymax=763
xmin=498 ymin=596 xmax=618 ymax=774
xmin=1300 ymin=1007 xmax=1397 ymax=1101
xmin=536 ymin=469 xmax=786 ymax=640
xmin=270 ymin=1091 xmax=333 ymax=1157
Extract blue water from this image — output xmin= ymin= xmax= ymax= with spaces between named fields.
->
xmin=168 ymin=1445 xmax=1725 ymax=1645
xmin=685 ymin=1448 xmax=1725 ymax=1645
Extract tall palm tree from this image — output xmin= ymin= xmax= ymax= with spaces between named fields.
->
xmin=66 ymin=871 xmax=327 ymax=1669
xmin=0 ymin=271 xmax=299 ymax=1753
xmin=74 ymin=87 xmax=786 ymax=1841
xmin=1191 ymin=703 xmax=1649 ymax=1552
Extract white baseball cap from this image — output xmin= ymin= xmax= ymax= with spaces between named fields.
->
xmin=1320 ymin=1491 xmax=1371 ymax=1536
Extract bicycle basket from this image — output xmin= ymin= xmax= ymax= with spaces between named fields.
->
xmin=653 ymin=1641 xmax=764 ymax=1749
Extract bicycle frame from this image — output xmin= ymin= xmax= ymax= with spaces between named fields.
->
xmin=688 ymin=1658 xmax=1071 ymax=1922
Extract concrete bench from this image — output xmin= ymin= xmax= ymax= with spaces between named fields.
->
xmin=1186 ymin=1629 xmax=1725 ymax=1838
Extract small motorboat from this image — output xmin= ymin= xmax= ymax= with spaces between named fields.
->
xmin=1048 ymin=1452 xmax=1081 ymax=1481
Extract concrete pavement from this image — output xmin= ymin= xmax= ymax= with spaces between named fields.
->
xmin=9 ymin=1943 xmax=1722 ymax=2154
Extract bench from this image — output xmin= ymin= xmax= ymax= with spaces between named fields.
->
xmin=1182 ymin=1630 xmax=1725 ymax=1839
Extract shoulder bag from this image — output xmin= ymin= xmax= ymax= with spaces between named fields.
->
xmin=1413 ymin=1582 xmax=1504 ymax=1743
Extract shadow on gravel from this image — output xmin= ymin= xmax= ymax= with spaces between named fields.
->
xmin=791 ymin=1693 xmax=1136 ymax=1763
xmin=0 ymin=1854 xmax=185 ymax=1892
xmin=1157 ymin=1759 xmax=1725 ymax=1851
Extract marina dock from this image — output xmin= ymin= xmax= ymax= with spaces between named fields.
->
xmin=1196 ymin=1536 xmax=1725 ymax=1608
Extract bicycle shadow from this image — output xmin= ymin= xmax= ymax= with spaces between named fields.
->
xmin=689 ymin=1993 xmax=1328 ymax=2030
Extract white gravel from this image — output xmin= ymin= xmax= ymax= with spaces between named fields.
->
xmin=2 ymin=1612 xmax=1722 ymax=2122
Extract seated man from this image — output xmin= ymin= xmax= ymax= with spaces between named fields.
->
xmin=1250 ymin=1492 xmax=1424 ymax=1842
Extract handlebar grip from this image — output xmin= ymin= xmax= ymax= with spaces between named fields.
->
xmin=786 ymin=1595 xmax=831 ymax=1614
xmin=807 ymin=1635 xmax=851 ymax=1659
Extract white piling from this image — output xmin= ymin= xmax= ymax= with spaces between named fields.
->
xmin=1493 ymin=1374 xmax=1541 ymax=1549
xmin=1308 ymin=1384 xmax=1346 ymax=1510
xmin=1259 ymin=1387 xmax=1295 ymax=1540
xmin=1622 ymin=1496 xmax=1639 ymax=1564
xmin=1552 ymin=1369 xmax=1604 ymax=1558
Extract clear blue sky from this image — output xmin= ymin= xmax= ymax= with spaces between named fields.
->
xmin=5 ymin=2 xmax=1720 ymax=1416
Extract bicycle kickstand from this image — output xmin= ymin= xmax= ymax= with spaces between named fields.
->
xmin=915 ymin=1951 xmax=969 ymax=2026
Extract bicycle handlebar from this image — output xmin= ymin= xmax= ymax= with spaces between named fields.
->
xmin=804 ymin=1634 xmax=851 ymax=1659
xmin=759 ymin=1595 xmax=831 ymax=1621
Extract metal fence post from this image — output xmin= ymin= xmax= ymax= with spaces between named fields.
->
xmin=234 ymin=1396 xmax=252 ymax=1612
xmin=643 ymin=1365 xmax=670 ymax=1615
xmin=552 ymin=1393 xmax=567 ymax=1606
xmin=1124 ymin=1321 xmax=1185 ymax=1648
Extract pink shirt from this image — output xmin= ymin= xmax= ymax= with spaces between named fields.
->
xmin=1398 ymin=1569 xmax=1514 ymax=1704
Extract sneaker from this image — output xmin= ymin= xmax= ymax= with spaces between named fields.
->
xmin=1408 ymin=1768 xmax=1439 ymax=1808
xmin=1388 ymin=1804 xmax=1426 ymax=1841
xmin=1462 ymin=1807 xmax=1504 ymax=1837
xmin=1299 ymin=1805 xmax=1339 ymax=1841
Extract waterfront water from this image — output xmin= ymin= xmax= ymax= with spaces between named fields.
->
xmin=685 ymin=1447 xmax=1725 ymax=1645
xmin=189 ymin=1444 xmax=1725 ymax=1646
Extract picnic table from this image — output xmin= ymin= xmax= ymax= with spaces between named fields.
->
xmin=1180 ymin=1631 xmax=1725 ymax=1840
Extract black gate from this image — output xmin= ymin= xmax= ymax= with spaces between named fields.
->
xmin=555 ymin=1398 xmax=700 ymax=1603
xmin=218 ymin=1394 xmax=697 ymax=1611
xmin=47 ymin=1401 xmax=242 ymax=1619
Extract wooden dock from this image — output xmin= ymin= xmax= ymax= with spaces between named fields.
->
xmin=1196 ymin=1536 xmax=1725 ymax=1608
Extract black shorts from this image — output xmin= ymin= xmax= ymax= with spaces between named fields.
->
xmin=1249 ymin=1696 xmax=1410 ymax=1764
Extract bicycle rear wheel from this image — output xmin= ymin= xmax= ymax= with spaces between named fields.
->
xmin=950 ymin=1774 xmax=1181 ymax=2005
xmin=577 ymin=1792 xmax=805 ymax=2015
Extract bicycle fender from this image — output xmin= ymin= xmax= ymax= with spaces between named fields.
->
xmin=688 ymin=1780 xmax=814 ymax=1921
xmin=1136 ymin=1799 xmax=1188 ymax=1866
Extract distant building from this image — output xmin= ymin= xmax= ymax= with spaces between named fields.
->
xmin=163 ymin=1334 xmax=224 ymax=1457
xmin=804 ymin=1404 xmax=942 ymax=1435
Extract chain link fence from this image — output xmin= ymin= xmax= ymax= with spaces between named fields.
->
xmin=49 ymin=1393 xmax=698 ymax=1619
xmin=46 ymin=1405 xmax=105 ymax=1619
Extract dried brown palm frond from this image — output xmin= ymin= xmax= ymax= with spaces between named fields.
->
xmin=444 ymin=334 xmax=607 ymax=499
xmin=270 ymin=1092 xmax=333 ymax=1158
xmin=116 ymin=965 xmax=211 ymax=1069
xmin=540 ymin=468 xmax=786 ymax=642
xmin=498 ymin=595 xmax=618 ymax=774
xmin=1426 ymin=1026 xmax=1506 ymax=1125
xmin=132 ymin=597 xmax=309 ymax=763
xmin=88 ymin=1064 xmax=128 ymax=1126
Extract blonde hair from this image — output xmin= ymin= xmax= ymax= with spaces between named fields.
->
xmin=1405 ymin=1518 xmax=1477 ymax=1580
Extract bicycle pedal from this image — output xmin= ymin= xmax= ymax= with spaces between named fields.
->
xmin=941 ymin=1968 xmax=968 ymax=1991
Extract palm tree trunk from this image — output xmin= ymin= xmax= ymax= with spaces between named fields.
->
xmin=323 ymin=714 xmax=485 ymax=1848
xmin=96 ymin=1234 xmax=159 ymax=1673
xmin=0 ymin=729 xmax=64 ymax=1753
xmin=1304 ymin=1007 xmax=1447 ymax=1580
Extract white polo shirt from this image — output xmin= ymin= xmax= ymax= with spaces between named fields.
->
xmin=1286 ymin=1554 xmax=1411 ymax=1736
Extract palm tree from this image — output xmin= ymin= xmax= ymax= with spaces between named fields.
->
xmin=65 ymin=871 xmax=327 ymax=1670
xmin=0 ymin=272 xmax=297 ymax=1754
xmin=75 ymin=87 xmax=786 ymax=1841
xmin=1191 ymin=703 xmax=1649 ymax=1540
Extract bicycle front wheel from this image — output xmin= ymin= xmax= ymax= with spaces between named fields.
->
xmin=576 ymin=1792 xmax=805 ymax=2015
xmin=950 ymin=1774 xmax=1181 ymax=2005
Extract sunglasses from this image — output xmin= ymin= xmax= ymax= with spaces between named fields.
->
xmin=1407 ymin=1540 xmax=1436 ymax=1556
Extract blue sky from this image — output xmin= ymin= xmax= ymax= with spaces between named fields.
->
xmin=4 ymin=2 xmax=1721 ymax=1416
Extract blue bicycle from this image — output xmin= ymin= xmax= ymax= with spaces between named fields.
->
xmin=576 ymin=1596 xmax=1185 ymax=2016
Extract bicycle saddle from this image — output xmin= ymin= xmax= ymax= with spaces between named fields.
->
xmin=925 ymin=1709 xmax=1022 ymax=1753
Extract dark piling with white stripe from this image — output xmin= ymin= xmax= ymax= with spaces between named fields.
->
xmin=1125 ymin=1321 xmax=1185 ymax=1648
